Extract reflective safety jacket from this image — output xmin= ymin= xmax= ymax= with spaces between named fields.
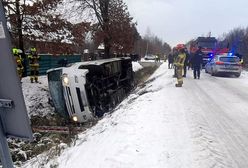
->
xmin=174 ymin=53 xmax=186 ymax=68
xmin=14 ymin=53 xmax=24 ymax=70
xmin=240 ymin=58 xmax=244 ymax=65
xmin=28 ymin=53 xmax=40 ymax=67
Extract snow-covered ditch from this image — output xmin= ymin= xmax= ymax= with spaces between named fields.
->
xmin=8 ymin=62 xmax=145 ymax=166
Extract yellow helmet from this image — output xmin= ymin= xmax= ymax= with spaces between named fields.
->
xmin=30 ymin=47 xmax=37 ymax=52
xmin=12 ymin=48 xmax=19 ymax=55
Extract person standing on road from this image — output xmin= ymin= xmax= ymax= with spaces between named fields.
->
xmin=183 ymin=48 xmax=190 ymax=77
xmin=188 ymin=53 xmax=193 ymax=70
xmin=168 ymin=52 xmax=174 ymax=69
xmin=174 ymin=46 xmax=186 ymax=87
xmin=192 ymin=46 xmax=203 ymax=79
xmin=235 ymin=53 xmax=244 ymax=66
xmin=157 ymin=54 xmax=161 ymax=62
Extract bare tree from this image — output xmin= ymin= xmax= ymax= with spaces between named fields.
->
xmin=4 ymin=0 xmax=89 ymax=54
xmin=67 ymin=0 xmax=111 ymax=58
xmin=3 ymin=0 xmax=27 ymax=51
xmin=218 ymin=27 xmax=248 ymax=66
xmin=138 ymin=32 xmax=171 ymax=57
xmin=68 ymin=0 xmax=135 ymax=58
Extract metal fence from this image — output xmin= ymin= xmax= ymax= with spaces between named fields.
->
xmin=26 ymin=54 xmax=81 ymax=75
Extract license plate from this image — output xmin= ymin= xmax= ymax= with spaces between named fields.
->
xmin=225 ymin=65 xmax=231 ymax=68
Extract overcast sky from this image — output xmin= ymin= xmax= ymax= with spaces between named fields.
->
xmin=124 ymin=0 xmax=248 ymax=47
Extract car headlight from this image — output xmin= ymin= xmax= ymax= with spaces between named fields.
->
xmin=72 ymin=116 xmax=78 ymax=122
xmin=62 ymin=74 xmax=69 ymax=86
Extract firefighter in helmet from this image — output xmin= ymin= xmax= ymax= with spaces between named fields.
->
xmin=235 ymin=53 xmax=244 ymax=66
xmin=174 ymin=44 xmax=186 ymax=87
xmin=12 ymin=48 xmax=24 ymax=79
xmin=28 ymin=47 xmax=40 ymax=83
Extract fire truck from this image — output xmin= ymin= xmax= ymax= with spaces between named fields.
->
xmin=187 ymin=37 xmax=229 ymax=66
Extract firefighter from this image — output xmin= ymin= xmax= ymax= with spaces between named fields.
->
xmin=28 ymin=47 xmax=40 ymax=83
xmin=240 ymin=57 xmax=244 ymax=65
xmin=172 ymin=47 xmax=179 ymax=77
xmin=235 ymin=53 xmax=244 ymax=66
xmin=192 ymin=46 xmax=203 ymax=79
xmin=174 ymin=45 xmax=186 ymax=87
xmin=12 ymin=48 xmax=24 ymax=79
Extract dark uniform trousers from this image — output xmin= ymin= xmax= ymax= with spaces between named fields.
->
xmin=193 ymin=65 xmax=201 ymax=79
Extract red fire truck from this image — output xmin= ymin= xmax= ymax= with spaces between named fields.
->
xmin=187 ymin=37 xmax=229 ymax=66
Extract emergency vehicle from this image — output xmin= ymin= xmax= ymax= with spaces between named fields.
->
xmin=187 ymin=37 xmax=229 ymax=66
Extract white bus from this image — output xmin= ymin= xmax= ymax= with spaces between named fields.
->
xmin=47 ymin=57 xmax=134 ymax=123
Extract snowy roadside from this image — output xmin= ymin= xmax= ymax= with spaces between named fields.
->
xmin=22 ymin=63 xmax=195 ymax=168
xmin=240 ymin=68 xmax=248 ymax=83
xmin=21 ymin=63 xmax=248 ymax=168
xmin=17 ymin=61 xmax=145 ymax=166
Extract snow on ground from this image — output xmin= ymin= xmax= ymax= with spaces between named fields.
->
xmin=53 ymin=64 xmax=195 ymax=168
xmin=22 ymin=76 xmax=55 ymax=117
xmin=132 ymin=61 xmax=143 ymax=72
xmin=23 ymin=63 xmax=194 ymax=168
xmin=240 ymin=68 xmax=248 ymax=84
xmin=22 ymin=63 xmax=248 ymax=168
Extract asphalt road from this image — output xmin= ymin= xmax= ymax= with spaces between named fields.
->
xmin=182 ymin=70 xmax=248 ymax=168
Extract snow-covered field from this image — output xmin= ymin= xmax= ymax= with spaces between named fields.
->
xmin=22 ymin=63 xmax=248 ymax=168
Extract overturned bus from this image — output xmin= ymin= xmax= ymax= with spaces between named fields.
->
xmin=47 ymin=57 xmax=134 ymax=123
